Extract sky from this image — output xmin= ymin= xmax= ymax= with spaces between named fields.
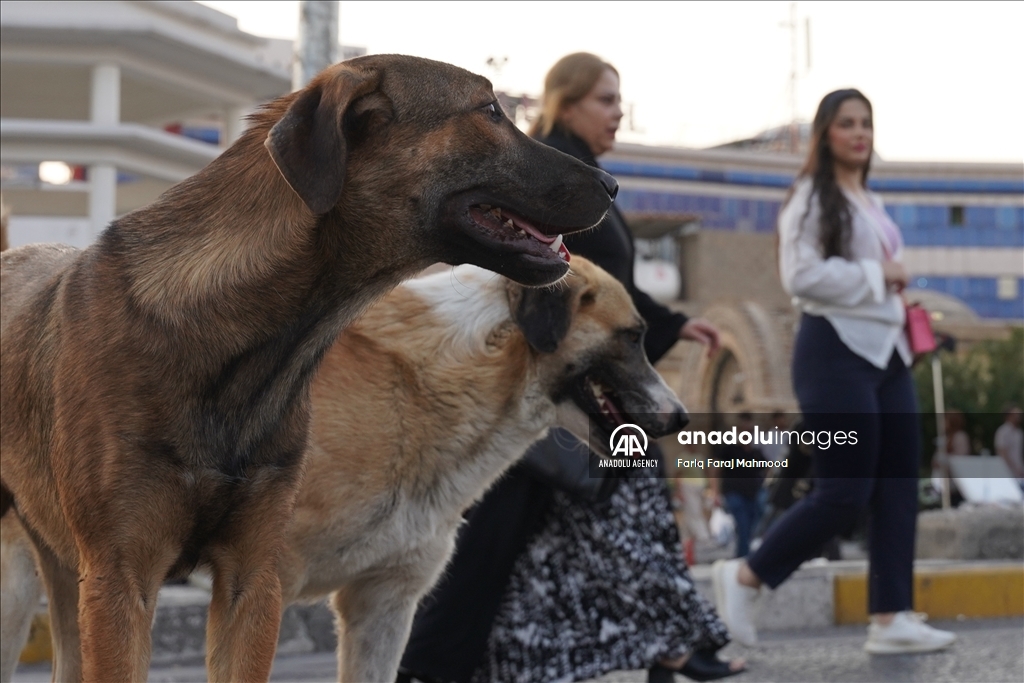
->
xmin=199 ymin=1 xmax=1024 ymax=164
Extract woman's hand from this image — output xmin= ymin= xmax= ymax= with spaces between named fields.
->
xmin=882 ymin=261 xmax=909 ymax=292
xmin=680 ymin=318 xmax=721 ymax=357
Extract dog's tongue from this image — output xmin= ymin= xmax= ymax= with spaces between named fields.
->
xmin=520 ymin=222 xmax=570 ymax=263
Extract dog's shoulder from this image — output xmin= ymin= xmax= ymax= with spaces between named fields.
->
xmin=1 ymin=242 xmax=79 ymax=275
xmin=1 ymin=243 xmax=80 ymax=328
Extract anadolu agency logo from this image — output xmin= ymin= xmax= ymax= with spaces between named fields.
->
xmin=609 ymin=424 xmax=647 ymax=457
xmin=599 ymin=424 xmax=659 ymax=468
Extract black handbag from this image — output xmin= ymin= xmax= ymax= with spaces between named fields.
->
xmin=519 ymin=428 xmax=623 ymax=503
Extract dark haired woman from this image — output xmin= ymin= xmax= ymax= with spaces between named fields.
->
xmin=712 ymin=89 xmax=956 ymax=655
xmin=399 ymin=53 xmax=743 ymax=683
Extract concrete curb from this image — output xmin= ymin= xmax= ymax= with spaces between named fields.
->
xmin=20 ymin=590 xmax=339 ymax=667
xmin=19 ymin=559 xmax=1024 ymax=667
xmin=687 ymin=558 xmax=1024 ymax=630
xmin=695 ymin=559 xmax=1023 ymax=628
xmin=832 ymin=560 xmax=1024 ymax=624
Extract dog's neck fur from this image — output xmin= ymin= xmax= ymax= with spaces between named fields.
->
xmin=70 ymin=102 xmax=435 ymax=481
xmin=283 ymin=267 xmax=557 ymax=601
xmin=113 ymin=98 xmax=429 ymax=341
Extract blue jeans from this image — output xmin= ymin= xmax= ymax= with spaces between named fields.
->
xmin=724 ymin=489 xmax=765 ymax=558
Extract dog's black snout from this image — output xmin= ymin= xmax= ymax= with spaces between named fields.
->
xmin=672 ymin=409 xmax=690 ymax=432
xmin=595 ymin=169 xmax=618 ymax=200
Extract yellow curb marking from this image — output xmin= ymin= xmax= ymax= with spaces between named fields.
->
xmin=19 ymin=613 xmax=52 ymax=664
xmin=834 ymin=565 xmax=1024 ymax=624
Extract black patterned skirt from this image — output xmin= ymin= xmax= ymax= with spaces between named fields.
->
xmin=471 ymin=475 xmax=730 ymax=683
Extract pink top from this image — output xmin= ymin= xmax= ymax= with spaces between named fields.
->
xmin=862 ymin=201 xmax=903 ymax=261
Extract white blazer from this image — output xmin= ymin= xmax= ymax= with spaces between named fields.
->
xmin=779 ymin=177 xmax=912 ymax=370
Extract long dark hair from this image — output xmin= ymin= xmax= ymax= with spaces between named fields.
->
xmin=792 ymin=88 xmax=873 ymax=259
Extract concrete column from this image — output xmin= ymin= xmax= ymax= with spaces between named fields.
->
xmin=89 ymin=63 xmax=120 ymax=236
xmin=90 ymin=62 xmax=120 ymax=125
xmin=89 ymin=164 xmax=117 ymax=235
xmin=222 ymin=104 xmax=249 ymax=147
xmin=293 ymin=1 xmax=339 ymax=90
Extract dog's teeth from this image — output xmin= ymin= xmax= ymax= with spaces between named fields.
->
xmin=505 ymin=219 xmax=514 ymax=229
xmin=548 ymin=234 xmax=564 ymax=254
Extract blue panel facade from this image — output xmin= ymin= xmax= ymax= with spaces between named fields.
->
xmin=911 ymin=276 xmax=1023 ymax=319
xmin=889 ymin=202 xmax=1024 ymax=248
xmin=611 ymin=160 xmax=1023 ymax=320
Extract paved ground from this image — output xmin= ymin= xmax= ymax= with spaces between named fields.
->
xmin=12 ymin=617 xmax=1022 ymax=683
xmin=592 ymin=617 xmax=1024 ymax=683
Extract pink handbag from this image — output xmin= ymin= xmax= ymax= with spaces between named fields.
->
xmin=864 ymin=197 xmax=935 ymax=355
xmin=905 ymin=300 xmax=937 ymax=355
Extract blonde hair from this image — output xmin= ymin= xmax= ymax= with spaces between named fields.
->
xmin=529 ymin=52 xmax=618 ymax=138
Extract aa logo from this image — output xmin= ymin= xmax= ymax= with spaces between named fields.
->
xmin=609 ymin=424 xmax=648 ymax=458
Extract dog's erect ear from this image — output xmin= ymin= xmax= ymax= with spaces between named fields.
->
xmin=265 ymin=67 xmax=391 ymax=214
xmin=512 ymin=284 xmax=574 ymax=354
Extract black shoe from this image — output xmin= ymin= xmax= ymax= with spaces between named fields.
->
xmin=680 ymin=648 xmax=745 ymax=682
xmin=648 ymin=663 xmax=676 ymax=683
xmin=648 ymin=649 xmax=745 ymax=683
xmin=395 ymin=669 xmax=444 ymax=683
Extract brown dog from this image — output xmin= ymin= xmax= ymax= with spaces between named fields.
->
xmin=0 ymin=54 xmax=615 ymax=683
xmin=2 ymin=258 xmax=687 ymax=682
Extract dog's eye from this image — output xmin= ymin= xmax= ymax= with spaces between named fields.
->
xmin=483 ymin=102 xmax=504 ymax=122
xmin=624 ymin=329 xmax=643 ymax=345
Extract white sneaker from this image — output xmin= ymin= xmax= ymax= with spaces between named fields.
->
xmin=864 ymin=611 xmax=957 ymax=654
xmin=712 ymin=558 xmax=760 ymax=646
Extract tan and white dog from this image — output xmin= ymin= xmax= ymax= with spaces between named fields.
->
xmin=1 ymin=257 xmax=686 ymax=683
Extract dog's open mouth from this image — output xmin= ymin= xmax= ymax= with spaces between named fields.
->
xmin=468 ymin=204 xmax=571 ymax=263
xmin=573 ymin=375 xmax=627 ymax=436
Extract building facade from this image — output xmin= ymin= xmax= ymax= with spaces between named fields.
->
xmin=0 ymin=0 xmax=362 ymax=247
xmin=603 ymin=143 xmax=1023 ymax=413
xmin=2 ymin=1 xmax=1019 ymax=416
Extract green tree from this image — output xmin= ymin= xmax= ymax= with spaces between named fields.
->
xmin=914 ymin=327 xmax=1024 ymax=469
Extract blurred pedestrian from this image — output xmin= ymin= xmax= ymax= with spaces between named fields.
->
xmin=759 ymin=411 xmax=791 ymax=462
xmin=994 ymin=404 xmax=1023 ymax=481
xmin=400 ymin=52 xmax=743 ymax=683
xmin=711 ymin=89 xmax=956 ymax=655
xmin=709 ymin=413 xmax=767 ymax=558
xmin=930 ymin=409 xmax=972 ymax=503
xmin=673 ymin=450 xmax=712 ymax=545
xmin=944 ymin=409 xmax=972 ymax=457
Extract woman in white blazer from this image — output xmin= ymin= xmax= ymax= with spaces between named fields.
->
xmin=712 ymin=89 xmax=956 ymax=655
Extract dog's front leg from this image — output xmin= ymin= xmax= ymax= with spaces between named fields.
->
xmin=78 ymin=545 xmax=176 ymax=683
xmin=70 ymin=475 xmax=186 ymax=682
xmin=205 ymin=480 xmax=298 ymax=683
xmin=206 ymin=561 xmax=283 ymax=683
xmin=330 ymin=575 xmax=425 ymax=683
xmin=0 ymin=515 xmax=44 ymax=683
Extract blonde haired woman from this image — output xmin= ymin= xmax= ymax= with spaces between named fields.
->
xmin=401 ymin=53 xmax=741 ymax=683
